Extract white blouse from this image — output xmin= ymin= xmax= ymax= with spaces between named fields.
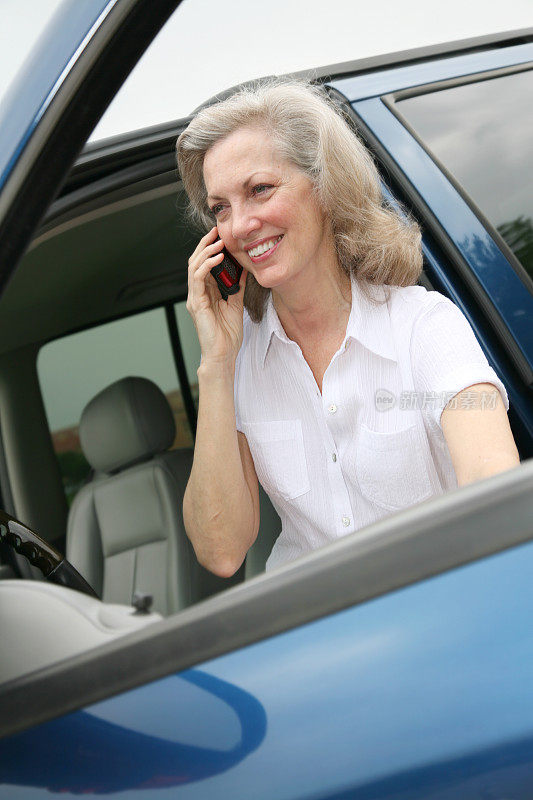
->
xmin=234 ymin=276 xmax=508 ymax=571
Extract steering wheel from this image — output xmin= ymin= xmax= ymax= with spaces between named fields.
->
xmin=0 ymin=509 xmax=98 ymax=597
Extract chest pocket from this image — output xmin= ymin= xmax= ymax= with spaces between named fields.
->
xmin=241 ymin=419 xmax=310 ymax=502
xmin=355 ymin=423 xmax=435 ymax=511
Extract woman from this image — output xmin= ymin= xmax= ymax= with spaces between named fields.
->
xmin=177 ymin=79 xmax=519 ymax=576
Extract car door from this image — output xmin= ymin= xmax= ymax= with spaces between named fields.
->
xmin=1 ymin=10 xmax=533 ymax=799
xmin=1 ymin=462 xmax=533 ymax=798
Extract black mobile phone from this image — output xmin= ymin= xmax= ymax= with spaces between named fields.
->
xmin=210 ymin=239 xmax=243 ymax=301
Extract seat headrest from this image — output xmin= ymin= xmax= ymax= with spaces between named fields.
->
xmin=79 ymin=377 xmax=176 ymax=473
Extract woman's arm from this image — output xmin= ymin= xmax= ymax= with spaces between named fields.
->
xmin=441 ymin=382 xmax=520 ymax=487
xmin=182 ymin=227 xmax=258 ymax=577
xmin=183 ymin=361 xmax=260 ymax=577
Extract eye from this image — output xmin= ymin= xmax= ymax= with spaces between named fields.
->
xmin=210 ymin=203 xmax=225 ymax=216
xmin=252 ymin=184 xmax=273 ymax=197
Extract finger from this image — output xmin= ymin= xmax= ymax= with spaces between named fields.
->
xmin=187 ymin=235 xmax=223 ymax=282
xmin=188 ymin=237 xmax=223 ymax=293
xmin=202 ymin=238 xmax=225 ymax=258
xmin=188 ymin=250 xmax=223 ymax=306
xmin=197 ymin=250 xmax=224 ymax=277
xmin=190 ymin=252 xmax=224 ymax=297
xmin=189 ymin=226 xmax=219 ymax=262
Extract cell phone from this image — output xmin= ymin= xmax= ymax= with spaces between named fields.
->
xmin=210 ymin=239 xmax=243 ymax=301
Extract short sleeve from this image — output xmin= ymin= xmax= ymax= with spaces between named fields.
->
xmin=412 ymin=298 xmax=509 ymax=428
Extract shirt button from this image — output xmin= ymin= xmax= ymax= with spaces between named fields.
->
xmin=329 ymin=404 xmax=337 ymax=414
xmin=332 ymin=453 xmax=337 ymax=462
xmin=342 ymin=516 xmax=350 ymax=527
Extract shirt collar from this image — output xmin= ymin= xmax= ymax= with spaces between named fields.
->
xmin=257 ymin=293 xmax=289 ymax=366
xmin=345 ymin=276 xmax=397 ymax=362
xmin=257 ymin=274 xmax=398 ymax=367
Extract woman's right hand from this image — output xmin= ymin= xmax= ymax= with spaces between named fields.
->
xmin=186 ymin=226 xmax=248 ymax=366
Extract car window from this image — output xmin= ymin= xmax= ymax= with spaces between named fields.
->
xmin=397 ymin=69 xmax=533 ymax=288
xmin=37 ymin=303 xmax=195 ymax=506
xmin=175 ymin=298 xmax=201 ymax=415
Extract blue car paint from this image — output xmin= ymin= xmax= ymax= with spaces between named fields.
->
xmin=0 ymin=670 xmax=267 ymax=794
xmin=0 ymin=0 xmax=116 ymax=192
xmin=2 ymin=538 xmax=533 ymax=798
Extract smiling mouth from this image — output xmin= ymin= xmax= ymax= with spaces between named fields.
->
xmin=247 ymin=235 xmax=283 ymax=259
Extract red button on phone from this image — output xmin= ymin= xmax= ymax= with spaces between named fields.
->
xmin=218 ymin=269 xmax=233 ymax=288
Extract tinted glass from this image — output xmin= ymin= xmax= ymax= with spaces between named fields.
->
xmin=398 ymin=70 xmax=533 ymax=283
xmin=175 ymin=299 xmax=201 ymax=414
xmin=38 ymin=307 xmax=193 ymax=506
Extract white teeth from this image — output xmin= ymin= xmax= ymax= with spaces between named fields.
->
xmin=248 ymin=235 xmax=282 ymax=258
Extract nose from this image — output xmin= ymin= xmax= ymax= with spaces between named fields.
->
xmin=231 ymin=203 xmax=261 ymax=242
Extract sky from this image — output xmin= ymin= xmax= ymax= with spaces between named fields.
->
xmin=1 ymin=0 xmax=532 ymax=142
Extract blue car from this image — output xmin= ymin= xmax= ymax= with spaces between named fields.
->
xmin=0 ymin=2 xmax=532 ymax=797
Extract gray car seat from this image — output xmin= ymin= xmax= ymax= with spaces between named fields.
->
xmin=66 ymin=376 xmax=236 ymax=615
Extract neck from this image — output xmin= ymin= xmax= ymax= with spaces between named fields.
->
xmin=272 ymin=265 xmax=352 ymax=344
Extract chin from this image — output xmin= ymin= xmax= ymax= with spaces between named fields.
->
xmin=250 ymin=266 xmax=287 ymax=290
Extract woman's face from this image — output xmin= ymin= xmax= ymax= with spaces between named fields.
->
xmin=203 ymin=125 xmax=333 ymax=291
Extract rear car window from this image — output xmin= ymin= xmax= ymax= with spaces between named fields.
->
xmin=397 ymin=69 xmax=533 ymax=287
xmin=37 ymin=304 xmax=197 ymax=505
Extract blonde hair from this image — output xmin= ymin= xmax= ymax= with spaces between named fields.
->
xmin=176 ymin=78 xmax=422 ymax=322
